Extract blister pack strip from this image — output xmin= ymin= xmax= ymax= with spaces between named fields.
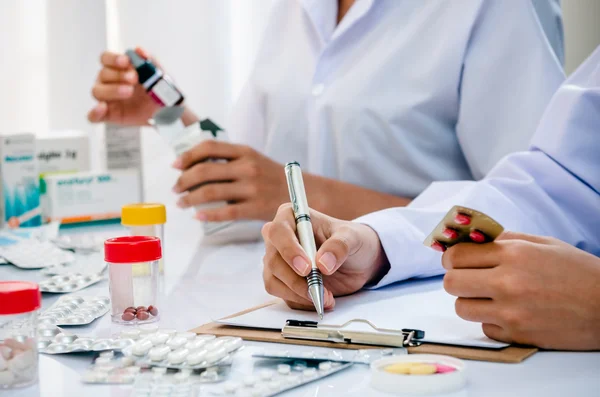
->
xmin=37 ymin=324 xmax=134 ymax=355
xmin=82 ymin=352 xmax=141 ymax=384
xmin=39 ymin=273 xmax=105 ymax=293
xmin=39 ymin=295 xmax=110 ymax=326
xmin=41 ymin=252 xmax=107 ymax=276
xmin=131 ymin=368 xmax=200 ymax=397
xmin=253 ymin=347 xmax=407 ymax=364
xmin=212 ymin=359 xmax=353 ymax=397
xmin=122 ymin=328 xmax=244 ymax=370
xmin=0 ymin=240 xmax=74 ymax=269
xmin=52 ymin=234 xmax=106 ymax=253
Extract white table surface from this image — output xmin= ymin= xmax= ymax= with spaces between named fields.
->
xmin=3 ymin=206 xmax=600 ymax=397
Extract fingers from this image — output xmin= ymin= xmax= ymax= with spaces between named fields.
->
xmin=315 ymin=224 xmax=362 ymax=275
xmin=454 ymin=297 xmax=498 ymax=324
xmin=177 ymin=141 xmax=245 ymax=170
xmin=173 ymin=161 xmax=238 ymax=194
xmin=442 ymin=243 xmax=501 ymax=270
xmin=87 ymin=102 xmax=108 ymax=123
xmin=496 ymin=231 xmax=551 ymax=244
xmin=481 ymin=323 xmax=512 ymax=344
xmin=443 ymin=269 xmax=497 ymax=298
xmin=194 ymin=202 xmax=253 ymax=222
xmin=100 ymin=51 xmax=130 ymax=69
xmin=92 ymin=83 xmax=134 ymax=102
xmin=176 ymin=182 xmax=248 ymax=209
xmin=262 ymin=205 xmax=311 ymax=277
xmin=99 ymin=68 xmax=137 ymax=84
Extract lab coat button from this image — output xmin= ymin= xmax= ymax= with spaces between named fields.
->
xmin=311 ymin=84 xmax=325 ymax=97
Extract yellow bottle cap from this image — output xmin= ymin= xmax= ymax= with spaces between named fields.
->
xmin=121 ymin=203 xmax=166 ymax=226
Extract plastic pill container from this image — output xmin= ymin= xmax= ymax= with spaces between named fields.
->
xmin=0 ymin=281 xmax=42 ymax=389
xmin=122 ymin=204 xmax=166 ymax=292
xmin=105 ymin=236 xmax=162 ymax=324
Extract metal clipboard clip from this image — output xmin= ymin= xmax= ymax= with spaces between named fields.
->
xmin=282 ymin=319 xmax=425 ymax=348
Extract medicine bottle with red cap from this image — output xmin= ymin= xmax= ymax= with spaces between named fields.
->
xmin=0 ymin=281 xmax=42 ymax=389
xmin=105 ymin=236 xmax=162 ymax=325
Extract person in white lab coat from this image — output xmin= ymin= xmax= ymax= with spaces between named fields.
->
xmin=261 ymin=46 xmax=600 ymax=350
xmin=88 ymin=0 xmax=564 ymax=222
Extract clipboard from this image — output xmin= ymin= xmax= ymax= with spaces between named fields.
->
xmin=191 ymin=301 xmax=538 ymax=364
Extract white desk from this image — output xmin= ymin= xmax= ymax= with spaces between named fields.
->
xmin=3 ymin=207 xmax=600 ymax=397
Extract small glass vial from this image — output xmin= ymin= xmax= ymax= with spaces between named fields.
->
xmin=105 ymin=236 xmax=162 ymax=324
xmin=0 ymin=281 xmax=42 ymax=389
xmin=121 ymin=203 xmax=167 ymax=296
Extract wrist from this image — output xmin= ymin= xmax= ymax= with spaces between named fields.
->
xmin=181 ymin=105 xmax=200 ymax=127
xmin=363 ymin=225 xmax=390 ymax=287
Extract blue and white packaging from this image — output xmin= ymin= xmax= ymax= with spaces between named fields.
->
xmin=0 ymin=133 xmax=41 ymax=228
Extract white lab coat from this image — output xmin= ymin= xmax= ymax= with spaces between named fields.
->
xmin=357 ymin=45 xmax=600 ymax=287
xmin=229 ymin=0 xmax=564 ymax=199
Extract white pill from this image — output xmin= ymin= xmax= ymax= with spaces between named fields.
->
xmin=268 ymin=380 xmax=282 ymax=390
xmin=206 ymin=347 xmax=227 ymax=364
xmin=277 ymin=364 xmax=291 ymax=375
xmin=121 ymin=356 xmax=135 ymax=367
xmin=259 ymin=369 xmax=273 ymax=380
xmin=152 ymin=366 xmax=167 ymax=375
xmin=174 ymin=371 xmax=190 ymax=383
xmin=149 ymin=333 xmax=170 ymax=346
xmin=176 ymin=332 xmax=196 ymax=341
xmin=158 ymin=328 xmax=177 ymax=337
xmin=139 ymin=324 xmax=159 ymax=334
xmin=224 ymin=338 xmax=243 ymax=353
xmin=318 ymin=362 xmax=332 ymax=371
xmin=303 ymin=368 xmax=317 ymax=377
xmin=99 ymin=351 xmax=114 ymax=358
xmin=243 ymin=375 xmax=257 ymax=386
xmin=0 ymin=370 xmax=14 ymax=385
xmin=205 ymin=339 xmax=226 ymax=351
xmin=132 ymin=339 xmax=153 ymax=356
xmin=195 ymin=334 xmax=216 ymax=342
xmin=167 ymin=348 xmax=189 ymax=364
xmin=149 ymin=345 xmax=171 ymax=361
xmin=223 ymin=381 xmax=240 ymax=393
xmin=93 ymin=357 xmax=113 ymax=365
xmin=166 ymin=336 xmax=187 ymax=350
xmin=185 ymin=349 xmax=207 ymax=365
xmin=184 ymin=339 xmax=207 ymax=351
xmin=120 ymin=329 xmax=141 ymax=340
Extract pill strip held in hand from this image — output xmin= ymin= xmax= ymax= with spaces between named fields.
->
xmin=423 ymin=205 xmax=504 ymax=252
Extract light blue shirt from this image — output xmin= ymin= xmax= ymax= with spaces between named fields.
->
xmin=229 ymin=0 xmax=564 ymax=199
xmin=358 ymin=45 xmax=600 ymax=286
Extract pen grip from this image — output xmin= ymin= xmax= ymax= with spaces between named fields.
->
xmin=296 ymin=220 xmax=318 ymax=270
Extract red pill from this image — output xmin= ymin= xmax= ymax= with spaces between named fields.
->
xmin=454 ymin=213 xmax=471 ymax=225
xmin=442 ymin=228 xmax=459 ymax=240
xmin=136 ymin=306 xmax=147 ymax=311
xmin=148 ymin=305 xmax=158 ymax=316
xmin=431 ymin=241 xmax=446 ymax=252
xmin=469 ymin=230 xmax=486 ymax=243
xmin=122 ymin=312 xmax=135 ymax=321
xmin=136 ymin=311 xmax=150 ymax=320
xmin=435 ymin=364 xmax=456 ymax=374
xmin=124 ymin=308 xmax=137 ymax=314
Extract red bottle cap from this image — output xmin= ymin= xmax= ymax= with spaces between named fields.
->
xmin=104 ymin=236 xmax=162 ymax=264
xmin=0 ymin=281 xmax=41 ymax=315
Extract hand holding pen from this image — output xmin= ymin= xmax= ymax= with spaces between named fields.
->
xmin=261 ymin=164 xmax=389 ymax=315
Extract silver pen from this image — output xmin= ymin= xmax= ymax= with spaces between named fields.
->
xmin=284 ymin=162 xmax=325 ymax=320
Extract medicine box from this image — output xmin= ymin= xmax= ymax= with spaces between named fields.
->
xmin=36 ymin=130 xmax=90 ymax=174
xmin=42 ymin=169 xmax=142 ymax=224
xmin=0 ymin=133 xmax=41 ymax=228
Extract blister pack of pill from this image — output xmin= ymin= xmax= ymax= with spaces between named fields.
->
xmin=82 ymin=351 xmax=142 ymax=384
xmin=38 ymin=331 xmax=135 ymax=355
xmin=131 ymin=368 xmax=201 ymax=396
xmin=212 ymin=359 xmax=353 ymax=397
xmin=52 ymin=234 xmax=105 ymax=253
xmin=38 ymin=295 xmax=110 ymax=326
xmin=253 ymin=347 xmax=407 ymax=364
xmin=38 ymin=273 xmax=105 ymax=293
xmin=0 ymin=240 xmax=74 ymax=269
xmin=122 ymin=327 xmax=244 ymax=370
xmin=41 ymin=252 xmax=107 ymax=276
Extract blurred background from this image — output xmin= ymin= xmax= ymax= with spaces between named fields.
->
xmin=0 ymin=0 xmax=598 ymax=209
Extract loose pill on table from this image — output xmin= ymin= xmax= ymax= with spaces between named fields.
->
xmin=136 ymin=311 xmax=150 ymax=320
xmin=454 ymin=213 xmax=471 ymax=225
xmin=409 ymin=364 xmax=437 ymax=375
xmin=167 ymin=348 xmax=189 ymax=364
xmin=148 ymin=305 xmax=158 ymax=316
xmin=469 ymin=230 xmax=486 ymax=243
xmin=122 ymin=312 xmax=135 ymax=321
xmin=149 ymin=345 xmax=171 ymax=361
xmin=435 ymin=364 xmax=457 ymax=374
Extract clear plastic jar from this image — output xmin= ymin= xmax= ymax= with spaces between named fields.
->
xmin=121 ymin=203 xmax=166 ymax=294
xmin=0 ymin=281 xmax=42 ymax=389
xmin=105 ymin=236 xmax=162 ymax=324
